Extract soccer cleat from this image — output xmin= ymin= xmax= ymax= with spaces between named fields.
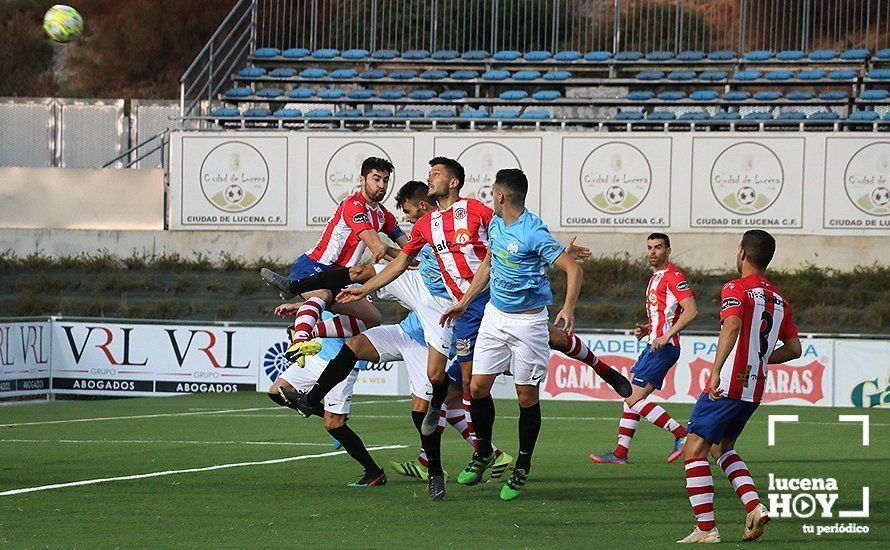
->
xmin=676 ymin=526 xmax=721 ymax=543
xmin=589 ymin=451 xmax=628 ymax=464
xmin=260 ymin=268 xmax=295 ymax=299
xmin=490 ymin=451 xmax=514 ymax=480
xmin=456 ymin=452 xmax=496 ymax=485
xmin=743 ymin=503 xmax=770 ymax=542
xmin=603 ymin=367 xmax=633 ymax=398
xmin=428 ymin=474 xmax=446 ymax=501
xmin=419 ymin=401 xmax=442 ymax=436
xmin=332 ymin=438 xmax=342 ymax=450
xmin=389 ymin=460 xmax=429 ymax=481
xmin=284 ymin=340 xmax=322 ymax=364
xmin=276 ymin=386 xmax=315 ymax=418
xmin=667 ymin=436 xmax=686 ymax=463
xmin=499 ymin=468 xmax=529 ymax=501
xmin=347 ymin=470 xmax=387 ymax=488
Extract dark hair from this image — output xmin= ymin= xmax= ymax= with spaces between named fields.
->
xmin=647 ymin=232 xmax=671 ymax=248
xmin=741 ymin=229 xmax=776 ymax=270
xmin=361 ymin=156 xmax=394 ymax=177
xmin=395 ymin=180 xmax=431 ymax=207
xmin=494 ymin=168 xmax=528 ymax=205
xmin=428 ymin=156 xmax=465 ymax=190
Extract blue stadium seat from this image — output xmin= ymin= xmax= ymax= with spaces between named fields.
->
xmin=211 ymin=107 xmax=240 ymax=117
xmin=876 ymin=49 xmax=890 ymax=60
xmin=668 ymin=70 xmax=696 ymax=81
xmin=646 ymin=50 xmax=674 ymax=61
xmin=311 ymin=49 xmax=339 ymax=59
xmin=409 ymin=89 xmax=437 ymax=100
xmin=334 ymin=109 xmax=361 ymax=118
xmin=819 ymin=90 xmax=848 ymax=100
xmin=734 ymin=70 xmax=761 ymax=81
xmin=520 ymin=109 xmax=550 ymax=119
xmin=420 ymin=69 xmax=448 ymax=80
xmin=869 ymin=69 xmax=890 ymax=80
xmin=305 ymin=108 xmax=333 ymax=118
xmin=238 ymin=67 xmax=266 ymax=78
xmin=257 ymin=87 xmax=284 ymax=98
xmin=269 ymin=68 xmax=297 ymax=78
xmin=627 ymin=91 xmax=655 ymax=101
xmin=396 ymin=108 xmax=424 ymax=118
xmin=243 ymin=108 xmax=272 ymax=117
xmin=754 ymin=91 xmax=783 ymax=101
xmin=849 ymin=110 xmax=879 ymax=121
xmin=462 ymin=50 xmax=490 ymax=60
xmin=371 ymin=49 xmax=399 ymax=60
xmin=273 ymin=108 xmax=302 ymax=118
xmin=554 ymin=50 xmax=581 ymax=61
xmin=317 ymin=88 xmax=345 ymax=99
xmin=287 ymin=88 xmax=315 ymax=99
xmin=712 ymin=111 xmax=741 ymax=120
xmin=491 ymin=110 xmax=520 ymax=119
xmin=884 ymin=113 xmax=890 ymax=122
xmin=699 ymin=70 xmax=728 ymax=81
xmin=299 ymin=68 xmax=327 ymax=79
xmin=460 ymin=109 xmax=488 ymax=119
xmin=797 ymin=69 xmax=825 ymax=80
xmin=224 ymin=87 xmax=252 ymax=98
xmin=513 ymin=70 xmax=541 ymax=80
xmin=379 ymin=90 xmax=406 ymax=100
xmin=657 ymin=91 xmax=686 ymax=100
xmin=840 ymin=48 xmax=869 ymax=60
xmin=451 ymin=70 xmax=479 ymax=80
xmin=347 ymin=89 xmax=375 ymax=100
xmin=500 ymin=90 xmax=529 ymax=100
xmin=828 ymin=69 xmax=857 ymax=80
xmin=431 ymin=50 xmax=459 ymax=60
xmin=635 ymin=70 xmax=664 ymax=80
xmin=483 ymin=70 xmax=511 ymax=81
xmin=764 ymin=70 xmax=793 ymax=81
xmin=524 ymin=50 xmax=552 ymax=61
xmin=687 ymin=90 xmax=716 ymax=101
xmin=808 ymin=111 xmax=839 ymax=120
xmin=708 ymin=50 xmax=738 ymax=61
xmin=679 ymin=111 xmax=709 ymax=121
xmin=743 ymin=111 xmax=773 ymax=120
xmin=428 ymin=108 xmax=457 ymax=118
xmin=533 ymin=90 xmax=561 ymax=101
xmin=615 ymin=111 xmax=644 ymax=120
xmin=787 ymin=91 xmax=815 ymax=100
xmin=253 ymin=47 xmax=281 ymax=58
xmin=583 ymin=51 xmax=612 ymax=61
xmin=648 ymin=111 xmax=676 ymax=120
xmin=615 ymin=51 xmax=643 ymax=61
xmin=744 ymin=50 xmax=773 ymax=61
xmin=775 ymin=50 xmax=805 ymax=61
xmin=330 ymin=69 xmax=358 ymax=79
xmin=364 ymin=108 xmax=393 ymax=117
xmin=543 ymin=70 xmax=571 ymax=81
xmin=282 ymin=48 xmax=310 ymax=59
xmin=359 ymin=69 xmax=387 ymax=80
xmin=494 ymin=50 xmax=522 ymax=61
xmin=777 ymin=111 xmax=806 ymax=120
xmin=676 ymin=50 xmax=705 ymax=61
xmin=402 ymin=49 xmax=430 ymax=60
xmin=440 ymin=90 xmax=468 ymax=100
xmin=861 ymin=89 xmax=890 ymax=100
xmin=390 ymin=70 xmax=418 ymax=80
xmin=808 ymin=49 xmax=837 ymax=61
xmin=342 ymin=49 xmax=369 ymax=60
xmin=723 ymin=91 xmax=751 ymax=101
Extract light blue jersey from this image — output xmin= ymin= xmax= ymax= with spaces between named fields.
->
xmin=316 ymin=311 xmax=368 ymax=370
xmin=488 ymin=209 xmax=565 ymax=313
xmin=418 ymin=244 xmax=450 ymax=299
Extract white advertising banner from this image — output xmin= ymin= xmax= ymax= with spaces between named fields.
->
xmin=823 ymin=137 xmax=890 ymax=231
xmin=0 ymin=321 xmax=52 ymax=397
xmin=832 ymin=340 xmax=890 ymax=408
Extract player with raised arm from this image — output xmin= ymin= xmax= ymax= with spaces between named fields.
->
xmin=591 ymin=233 xmax=697 ymax=465
xmin=440 ymin=168 xmax=583 ymax=501
xmin=259 ymin=157 xmax=408 ymax=363
xmin=677 ymin=230 xmax=801 ymax=544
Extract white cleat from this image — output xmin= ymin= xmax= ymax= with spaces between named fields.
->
xmin=743 ymin=503 xmax=770 ymax=542
xmin=677 ymin=526 xmax=721 ymax=544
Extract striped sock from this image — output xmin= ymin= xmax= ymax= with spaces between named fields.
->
xmin=446 ymin=407 xmax=475 ymax=446
xmin=717 ymin=450 xmax=761 ymax=513
xmin=564 ymin=333 xmax=609 ymax=377
xmin=631 ymin=398 xmax=687 ymax=439
xmin=685 ymin=458 xmax=716 ymax=531
xmin=613 ymin=403 xmax=640 ymax=459
xmin=291 ymin=297 xmax=326 ymax=343
xmin=417 ymin=408 xmax=448 ymax=465
xmin=418 ymin=446 xmax=429 ymax=468
xmin=312 ymin=315 xmax=366 ymax=338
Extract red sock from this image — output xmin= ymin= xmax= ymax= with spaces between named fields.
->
xmin=717 ymin=450 xmax=761 ymax=513
xmin=613 ymin=403 xmax=640 ymax=459
xmin=631 ymin=399 xmax=687 ymax=439
xmin=685 ymin=458 xmax=716 ymax=531
xmin=312 ymin=315 xmax=366 ymax=338
xmin=291 ymin=297 xmax=326 ymax=343
xmin=565 ymin=333 xmax=609 ymax=377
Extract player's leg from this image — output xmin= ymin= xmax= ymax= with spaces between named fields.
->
xmin=548 ymin=324 xmax=632 ymax=397
xmin=420 ymin=347 xmax=449 ymax=436
xmin=260 ymin=260 xmax=375 ymax=297
xmin=590 ymin=381 xmax=646 ymax=464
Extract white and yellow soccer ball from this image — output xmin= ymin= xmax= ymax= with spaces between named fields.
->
xmin=43 ymin=4 xmax=84 ymax=43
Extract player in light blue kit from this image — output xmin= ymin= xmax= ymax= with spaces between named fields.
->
xmin=441 ymin=168 xmax=584 ymax=501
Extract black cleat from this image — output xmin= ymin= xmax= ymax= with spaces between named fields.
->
xmin=277 ymin=386 xmax=316 ymax=418
xmin=348 ymin=470 xmax=387 ymax=488
xmin=428 ymin=474 xmax=446 ymax=501
xmin=603 ymin=367 xmax=633 ymax=398
xmin=260 ymin=268 xmax=295 ymax=300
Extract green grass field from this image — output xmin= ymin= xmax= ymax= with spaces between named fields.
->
xmin=0 ymin=394 xmax=887 ymax=548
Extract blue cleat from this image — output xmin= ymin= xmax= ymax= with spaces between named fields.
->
xmin=667 ymin=436 xmax=685 ymax=463
xmin=589 ymin=451 xmax=628 ymax=464
xmin=332 ymin=438 xmax=343 ymax=450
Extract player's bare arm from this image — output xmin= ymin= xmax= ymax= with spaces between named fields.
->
xmin=709 ymin=315 xmax=742 ymax=400
xmin=767 ymin=337 xmax=802 ymax=365
xmin=552 ymin=252 xmax=582 ymax=334
xmin=357 ymin=229 xmax=396 ymax=263
xmin=338 ymin=251 xmax=414 ymax=303
xmin=440 ymin=250 xmax=492 ymax=326
xmin=651 ymin=296 xmax=698 ymax=350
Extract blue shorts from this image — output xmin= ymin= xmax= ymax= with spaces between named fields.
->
xmin=447 ymin=360 xmax=463 ymax=385
xmin=631 ymin=344 xmax=680 ymax=390
xmin=289 ymin=254 xmax=330 ymax=282
xmin=687 ymin=393 xmax=760 ymax=444
xmin=453 ymin=288 xmax=490 ymax=362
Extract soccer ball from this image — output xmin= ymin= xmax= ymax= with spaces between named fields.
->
xmin=605 ymin=185 xmax=625 ymax=205
xmin=224 ymin=184 xmax=244 ymax=204
xmin=736 ymin=186 xmax=757 ymax=206
xmin=871 ymin=186 xmax=890 ymax=207
xmin=43 ymin=5 xmax=83 ymax=43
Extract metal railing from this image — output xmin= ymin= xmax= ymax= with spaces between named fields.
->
xmin=102 ymin=129 xmax=170 ymax=169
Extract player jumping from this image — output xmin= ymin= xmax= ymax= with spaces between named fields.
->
xmin=677 ymin=230 xmax=800 ymax=543
xmin=591 ymin=233 xmax=697 ymax=464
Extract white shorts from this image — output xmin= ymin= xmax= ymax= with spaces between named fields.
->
xmin=279 ymin=355 xmax=359 ymax=415
xmin=374 ymin=264 xmax=453 ymax=357
xmin=472 ymin=303 xmax=550 ymax=386
xmin=363 ymin=324 xmax=432 ymax=400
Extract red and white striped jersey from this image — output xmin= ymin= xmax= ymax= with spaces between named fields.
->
xmin=306 ymin=192 xmax=403 ymax=268
xmin=645 ymin=263 xmax=694 ymax=347
xmin=717 ymin=274 xmax=798 ymax=403
xmin=401 ymin=198 xmax=492 ymax=301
